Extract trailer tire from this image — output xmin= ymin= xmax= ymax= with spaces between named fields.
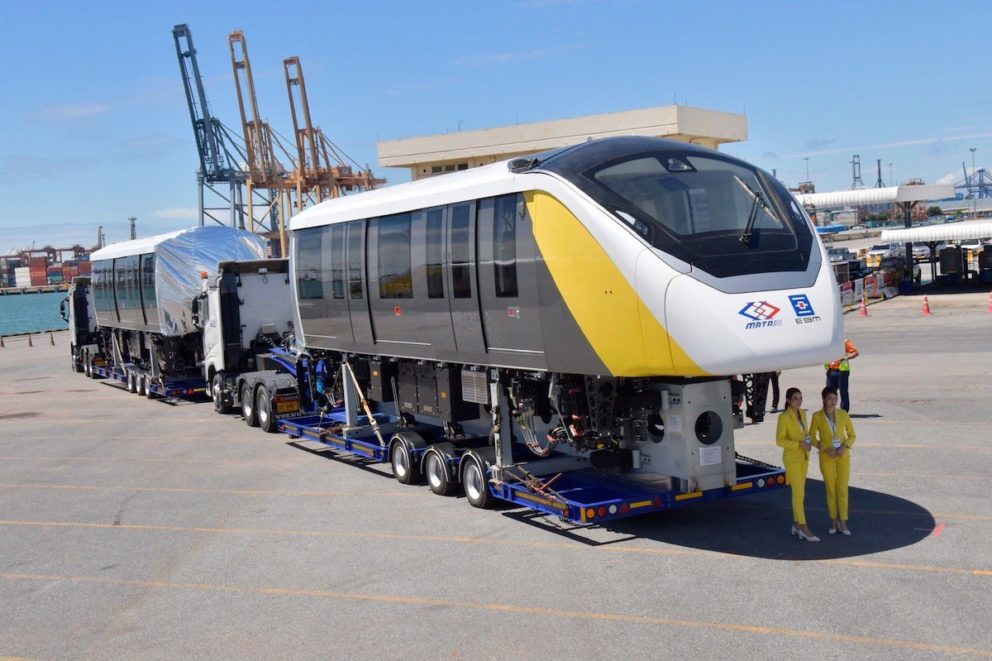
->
xmin=145 ymin=377 xmax=155 ymax=399
xmin=256 ymin=385 xmax=278 ymax=433
xmin=425 ymin=450 xmax=457 ymax=496
xmin=137 ymin=374 xmax=147 ymax=397
xmin=461 ymin=455 xmax=493 ymax=509
xmin=84 ymin=352 xmax=92 ymax=378
xmin=241 ymin=382 xmax=258 ymax=427
xmin=212 ymin=373 xmax=231 ymax=414
xmin=127 ymin=371 xmax=137 ymax=394
xmin=72 ymin=346 xmax=84 ymax=373
xmin=390 ymin=442 xmax=419 ymax=485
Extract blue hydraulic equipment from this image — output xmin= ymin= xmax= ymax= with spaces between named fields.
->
xmin=172 ymin=24 xmax=275 ymax=235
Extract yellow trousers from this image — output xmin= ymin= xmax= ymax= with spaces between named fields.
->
xmin=784 ymin=457 xmax=809 ymax=525
xmin=819 ymin=451 xmax=851 ymax=520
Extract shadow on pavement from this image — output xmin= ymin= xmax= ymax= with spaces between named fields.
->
xmin=506 ymin=481 xmax=935 ymax=561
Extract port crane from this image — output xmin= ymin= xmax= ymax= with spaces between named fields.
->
xmin=172 ymin=24 xmax=277 ymax=243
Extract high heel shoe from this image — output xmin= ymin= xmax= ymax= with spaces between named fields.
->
xmin=791 ymin=525 xmax=820 ymax=542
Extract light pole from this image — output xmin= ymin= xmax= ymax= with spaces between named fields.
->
xmin=970 ymin=147 xmax=977 ymax=218
xmin=803 ymin=156 xmax=810 ymax=183
xmin=888 ymin=162 xmax=893 ymax=187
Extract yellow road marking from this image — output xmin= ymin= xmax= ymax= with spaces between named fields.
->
xmin=1 ymin=571 xmax=990 ymax=657
xmin=736 ymin=441 xmax=992 ymax=452
xmin=0 ymin=455 xmax=296 ymax=466
xmin=0 ymin=519 xmax=989 ymax=578
xmin=0 ymin=483 xmax=412 ymax=498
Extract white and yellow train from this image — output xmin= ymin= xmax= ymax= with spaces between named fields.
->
xmin=288 ymin=136 xmax=842 ymax=494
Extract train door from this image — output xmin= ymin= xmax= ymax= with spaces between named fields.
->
xmin=368 ymin=212 xmax=429 ymax=351
xmin=477 ymin=194 xmax=546 ymax=367
xmin=345 ymin=220 xmax=374 ymax=348
xmin=404 ymin=207 xmax=457 ymax=355
xmin=322 ymin=223 xmax=355 ymax=344
xmin=445 ymin=201 xmax=486 ymax=356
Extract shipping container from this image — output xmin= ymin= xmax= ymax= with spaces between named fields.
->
xmin=30 ymin=271 xmax=47 ymax=286
xmin=48 ymin=273 xmax=64 ymax=284
xmin=30 ymin=256 xmax=47 ymax=269
xmin=79 ymin=261 xmax=92 ymax=276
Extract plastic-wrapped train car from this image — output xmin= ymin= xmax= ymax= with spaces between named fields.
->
xmin=83 ymin=226 xmax=266 ymax=395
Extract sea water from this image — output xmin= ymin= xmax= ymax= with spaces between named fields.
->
xmin=0 ymin=291 xmax=68 ymax=336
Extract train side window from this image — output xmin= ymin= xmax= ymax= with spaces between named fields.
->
xmin=330 ymin=224 xmax=345 ymax=299
xmin=296 ymin=227 xmax=323 ymax=300
xmin=347 ymin=220 xmax=364 ymax=299
xmin=378 ymin=212 xmax=413 ymax=299
xmin=493 ymin=194 xmax=518 ymax=298
xmin=142 ymin=254 xmax=156 ymax=308
xmin=450 ymin=203 xmax=472 ymax=298
xmin=425 ymin=208 xmax=444 ymax=298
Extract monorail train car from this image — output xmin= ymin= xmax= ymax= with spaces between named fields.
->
xmin=288 ymin=136 xmax=843 ymax=503
xmin=85 ymin=226 xmax=266 ymax=394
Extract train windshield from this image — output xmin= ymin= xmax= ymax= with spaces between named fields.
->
xmin=542 ymin=146 xmax=814 ymax=277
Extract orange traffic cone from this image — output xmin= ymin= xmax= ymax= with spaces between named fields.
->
xmin=27 ymin=334 xmax=34 ymax=347
xmin=859 ymin=295 xmax=869 ymax=317
xmin=0 ymin=335 xmax=5 ymax=348
xmin=922 ymin=294 xmax=933 ymax=317
xmin=49 ymin=332 xmax=55 ymax=346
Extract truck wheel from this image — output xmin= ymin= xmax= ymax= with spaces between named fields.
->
xmin=138 ymin=375 xmax=147 ymax=397
xmin=391 ymin=442 xmax=419 ymax=485
xmin=72 ymin=346 xmax=84 ymax=373
xmin=241 ymin=382 xmax=258 ymax=427
xmin=145 ymin=377 xmax=156 ymax=399
xmin=127 ymin=371 xmax=137 ymax=394
xmin=256 ymin=385 xmax=278 ymax=433
xmin=461 ymin=456 xmax=493 ymax=509
xmin=425 ymin=450 xmax=457 ymax=496
xmin=212 ymin=373 xmax=231 ymax=414
xmin=83 ymin=352 xmax=92 ymax=378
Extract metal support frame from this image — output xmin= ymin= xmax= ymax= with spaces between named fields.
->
xmin=341 ymin=363 xmax=359 ymax=428
xmin=489 ymin=369 xmax=513 ymax=481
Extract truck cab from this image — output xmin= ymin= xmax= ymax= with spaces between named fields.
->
xmin=200 ymin=259 xmax=300 ymax=427
xmin=60 ymin=276 xmax=98 ymax=373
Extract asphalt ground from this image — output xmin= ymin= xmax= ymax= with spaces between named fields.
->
xmin=1 ymin=286 xmax=991 ymax=660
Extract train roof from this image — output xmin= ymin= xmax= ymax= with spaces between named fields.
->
xmin=90 ymin=226 xmax=264 ymax=262
xmin=289 ymin=136 xmax=730 ymax=231
xmin=291 ymin=159 xmax=517 ymax=230
xmin=90 ymin=228 xmax=188 ymax=261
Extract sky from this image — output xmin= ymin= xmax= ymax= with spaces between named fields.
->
xmin=0 ymin=0 xmax=988 ymax=253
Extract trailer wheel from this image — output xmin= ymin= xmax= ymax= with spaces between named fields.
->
xmin=425 ymin=450 xmax=457 ymax=496
xmin=84 ymin=352 xmax=92 ymax=378
xmin=137 ymin=375 xmax=147 ymax=397
xmin=145 ymin=377 xmax=155 ymax=399
xmin=461 ymin=456 xmax=493 ymax=509
xmin=127 ymin=371 xmax=137 ymax=394
xmin=212 ymin=373 xmax=231 ymax=414
xmin=256 ymin=385 xmax=278 ymax=433
xmin=391 ymin=442 xmax=419 ymax=485
xmin=241 ymin=382 xmax=258 ymax=427
xmin=71 ymin=346 xmax=84 ymax=373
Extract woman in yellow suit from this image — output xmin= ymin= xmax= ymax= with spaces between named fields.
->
xmin=776 ymin=387 xmax=819 ymax=541
xmin=811 ymin=386 xmax=857 ymax=535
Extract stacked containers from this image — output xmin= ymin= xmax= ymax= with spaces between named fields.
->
xmin=48 ymin=264 xmax=63 ymax=284
xmin=29 ymin=257 xmax=47 ymax=286
xmin=15 ymin=267 xmax=32 ymax=287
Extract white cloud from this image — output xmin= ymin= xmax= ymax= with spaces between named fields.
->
xmin=153 ymin=208 xmax=199 ymax=220
xmin=784 ymin=131 xmax=992 ymax=159
xmin=36 ymin=103 xmax=110 ymax=121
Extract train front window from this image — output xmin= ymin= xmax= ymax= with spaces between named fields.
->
xmin=591 ymin=155 xmax=788 ymax=240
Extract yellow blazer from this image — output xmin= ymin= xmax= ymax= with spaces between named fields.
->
xmin=810 ymin=409 xmax=856 ymax=451
xmin=776 ymin=408 xmax=811 ymax=463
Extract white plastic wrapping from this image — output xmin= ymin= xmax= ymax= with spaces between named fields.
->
xmin=91 ymin=226 xmax=266 ymax=337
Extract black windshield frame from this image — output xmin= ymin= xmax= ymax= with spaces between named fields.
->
xmin=537 ymin=138 xmax=814 ymax=278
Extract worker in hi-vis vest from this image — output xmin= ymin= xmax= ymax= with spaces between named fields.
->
xmin=824 ymin=337 xmax=859 ymax=412
xmin=776 ymin=387 xmax=818 ymax=542
xmin=811 ymin=386 xmax=857 ymax=536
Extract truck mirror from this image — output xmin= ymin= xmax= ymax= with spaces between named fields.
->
xmin=60 ymin=297 xmax=70 ymax=322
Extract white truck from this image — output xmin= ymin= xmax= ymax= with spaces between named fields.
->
xmin=200 ymin=259 xmax=302 ymax=431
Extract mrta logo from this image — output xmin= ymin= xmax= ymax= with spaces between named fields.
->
xmin=738 ymin=301 xmax=782 ymax=329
